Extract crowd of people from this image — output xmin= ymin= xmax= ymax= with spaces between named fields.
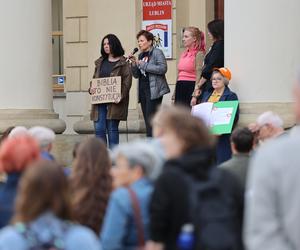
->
xmin=0 ymin=17 xmax=299 ymax=250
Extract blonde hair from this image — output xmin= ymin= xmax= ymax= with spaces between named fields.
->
xmin=184 ymin=26 xmax=206 ymax=53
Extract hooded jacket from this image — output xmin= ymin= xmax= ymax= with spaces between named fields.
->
xmin=149 ymin=148 xmax=213 ymax=250
xmin=149 ymin=147 xmax=243 ymax=250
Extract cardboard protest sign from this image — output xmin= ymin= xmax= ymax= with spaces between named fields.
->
xmin=192 ymin=100 xmax=239 ymax=135
xmin=90 ymin=76 xmax=121 ymax=104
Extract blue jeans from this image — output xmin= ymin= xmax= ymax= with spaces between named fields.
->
xmin=94 ymin=104 xmax=120 ymax=149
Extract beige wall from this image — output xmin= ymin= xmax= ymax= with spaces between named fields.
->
xmin=226 ymin=0 xmax=300 ymax=103
xmin=88 ymin=0 xmax=140 ymax=110
xmin=62 ymin=0 xmax=89 ymax=133
xmin=63 ymin=0 xmax=88 ymax=92
xmin=225 ymin=0 xmax=300 ymax=126
xmin=62 ymin=0 xmax=214 ymax=133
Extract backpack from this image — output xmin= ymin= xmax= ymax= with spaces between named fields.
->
xmin=183 ymin=167 xmax=243 ymax=250
xmin=15 ymin=222 xmax=69 ymax=250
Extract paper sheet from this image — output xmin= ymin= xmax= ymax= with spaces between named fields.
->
xmin=191 ymin=102 xmax=213 ymax=127
xmin=211 ymin=107 xmax=234 ymax=125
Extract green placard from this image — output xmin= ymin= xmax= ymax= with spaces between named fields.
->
xmin=211 ymin=100 xmax=239 ymax=135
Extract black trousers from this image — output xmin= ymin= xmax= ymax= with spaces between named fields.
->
xmin=139 ymin=88 xmax=163 ymax=137
xmin=174 ymin=80 xmax=195 ymax=108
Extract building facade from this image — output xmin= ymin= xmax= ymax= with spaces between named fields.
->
xmin=1 ymin=0 xmax=299 ymax=135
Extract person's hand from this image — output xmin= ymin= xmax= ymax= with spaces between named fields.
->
xmin=190 ymin=97 xmax=198 ymax=106
xmin=248 ymin=122 xmax=259 ymax=133
xmin=145 ymin=241 xmax=164 ymax=250
xmin=88 ymin=87 xmax=96 ymax=95
xmin=137 ymin=60 xmax=145 ymax=66
xmin=88 ymin=81 xmax=92 ymax=95
xmin=128 ymin=55 xmax=137 ymax=65
xmin=171 ymin=92 xmax=175 ymax=104
xmin=114 ymin=96 xmax=121 ymax=104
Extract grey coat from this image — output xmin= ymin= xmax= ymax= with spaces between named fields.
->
xmin=219 ymin=153 xmax=250 ymax=191
xmin=131 ymin=47 xmax=170 ymax=101
xmin=244 ymin=131 xmax=300 ymax=250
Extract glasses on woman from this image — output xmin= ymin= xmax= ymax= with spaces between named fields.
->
xmin=211 ymin=77 xmax=223 ymax=81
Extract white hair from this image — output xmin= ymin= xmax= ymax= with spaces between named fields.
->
xmin=28 ymin=126 xmax=55 ymax=149
xmin=256 ymin=111 xmax=283 ymax=128
xmin=8 ymin=126 xmax=29 ymax=138
xmin=112 ymin=139 xmax=163 ymax=178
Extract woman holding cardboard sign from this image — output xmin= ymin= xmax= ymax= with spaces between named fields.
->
xmin=89 ymin=34 xmax=132 ymax=149
xmin=199 ymin=67 xmax=239 ymax=164
xmin=130 ymin=30 xmax=170 ymax=137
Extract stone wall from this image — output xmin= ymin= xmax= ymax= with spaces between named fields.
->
xmin=63 ymin=0 xmax=90 ymax=134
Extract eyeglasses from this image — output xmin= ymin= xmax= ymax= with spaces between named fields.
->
xmin=211 ymin=77 xmax=223 ymax=81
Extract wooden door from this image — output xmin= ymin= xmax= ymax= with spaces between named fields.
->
xmin=215 ymin=0 xmax=224 ymax=20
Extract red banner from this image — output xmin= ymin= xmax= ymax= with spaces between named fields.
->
xmin=146 ymin=24 xmax=168 ymax=31
xmin=143 ymin=0 xmax=172 ymax=20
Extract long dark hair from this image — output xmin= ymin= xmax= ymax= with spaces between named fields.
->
xmin=12 ymin=160 xmax=71 ymax=223
xmin=100 ymin=34 xmax=125 ymax=58
xmin=70 ymin=137 xmax=112 ymax=234
xmin=207 ymin=19 xmax=224 ymax=41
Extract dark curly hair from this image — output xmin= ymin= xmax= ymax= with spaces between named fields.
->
xmin=70 ymin=137 xmax=112 ymax=234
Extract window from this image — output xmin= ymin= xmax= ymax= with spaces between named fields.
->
xmin=52 ymin=0 xmax=64 ymax=92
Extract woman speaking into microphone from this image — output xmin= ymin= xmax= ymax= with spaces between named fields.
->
xmin=89 ymin=34 xmax=132 ymax=149
xmin=129 ymin=30 xmax=170 ymax=137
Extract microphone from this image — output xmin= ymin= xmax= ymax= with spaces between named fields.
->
xmin=126 ymin=47 xmax=139 ymax=62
